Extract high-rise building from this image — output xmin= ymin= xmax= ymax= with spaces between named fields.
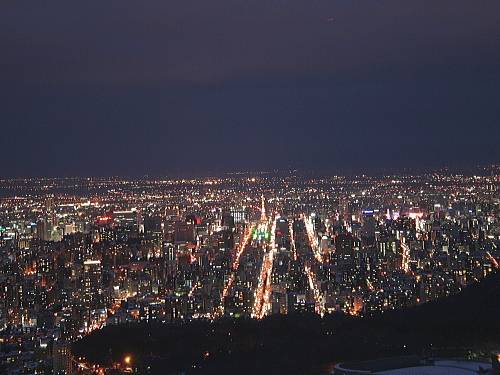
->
xmin=174 ymin=222 xmax=195 ymax=243
xmin=52 ymin=339 xmax=73 ymax=375
xmin=82 ymin=260 xmax=103 ymax=309
xmin=361 ymin=210 xmax=376 ymax=246
xmin=230 ymin=207 xmax=246 ymax=225
xmin=221 ymin=211 xmax=235 ymax=230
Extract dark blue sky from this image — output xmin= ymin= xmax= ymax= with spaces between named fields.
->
xmin=1 ymin=0 xmax=499 ymax=176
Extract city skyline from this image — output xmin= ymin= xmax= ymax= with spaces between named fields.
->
xmin=0 ymin=172 xmax=499 ymax=373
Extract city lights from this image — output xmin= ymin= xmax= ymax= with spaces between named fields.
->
xmin=0 ymin=169 xmax=498 ymax=373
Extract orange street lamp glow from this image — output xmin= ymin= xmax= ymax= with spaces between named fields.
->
xmin=124 ymin=355 xmax=132 ymax=365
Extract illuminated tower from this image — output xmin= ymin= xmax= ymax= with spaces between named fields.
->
xmin=46 ymin=195 xmax=57 ymax=226
xmin=260 ymin=194 xmax=267 ymax=222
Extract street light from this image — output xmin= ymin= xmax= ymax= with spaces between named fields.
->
xmin=124 ymin=355 xmax=132 ymax=366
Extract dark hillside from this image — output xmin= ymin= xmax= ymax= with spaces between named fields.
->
xmin=73 ymin=271 xmax=500 ymax=374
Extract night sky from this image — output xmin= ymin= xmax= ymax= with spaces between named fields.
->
xmin=2 ymin=0 xmax=500 ymax=177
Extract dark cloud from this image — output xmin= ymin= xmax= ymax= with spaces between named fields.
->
xmin=1 ymin=0 xmax=499 ymax=176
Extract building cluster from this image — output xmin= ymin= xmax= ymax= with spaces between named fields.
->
xmin=0 ymin=169 xmax=499 ymax=374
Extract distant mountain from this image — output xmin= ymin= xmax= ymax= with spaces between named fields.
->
xmin=73 ymin=271 xmax=500 ymax=374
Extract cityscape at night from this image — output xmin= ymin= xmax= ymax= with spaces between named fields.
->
xmin=0 ymin=170 xmax=499 ymax=373
xmin=2 ymin=0 xmax=500 ymax=374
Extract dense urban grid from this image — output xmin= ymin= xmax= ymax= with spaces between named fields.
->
xmin=0 ymin=167 xmax=499 ymax=374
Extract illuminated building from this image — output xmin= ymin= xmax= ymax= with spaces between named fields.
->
xmin=52 ymin=339 xmax=73 ymax=375
xmin=82 ymin=260 xmax=103 ymax=309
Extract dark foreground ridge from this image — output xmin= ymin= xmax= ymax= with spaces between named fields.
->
xmin=73 ymin=271 xmax=500 ymax=374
